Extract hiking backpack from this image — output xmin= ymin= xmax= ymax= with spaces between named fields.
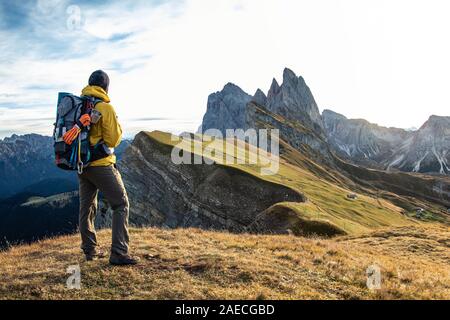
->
xmin=53 ymin=92 xmax=110 ymax=173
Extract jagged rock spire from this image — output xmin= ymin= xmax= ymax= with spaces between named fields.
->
xmin=267 ymin=78 xmax=281 ymax=100
xmin=265 ymin=67 xmax=325 ymax=135
xmin=252 ymin=88 xmax=267 ymax=106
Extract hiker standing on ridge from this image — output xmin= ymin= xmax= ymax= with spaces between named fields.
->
xmin=75 ymin=70 xmax=139 ymax=265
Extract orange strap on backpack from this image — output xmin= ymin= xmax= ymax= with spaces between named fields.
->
xmin=63 ymin=114 xmax=92 ymax=145
xmin=63 ymin=125 xmax=81 ymax=145
xmin=79 ymin=114 xmax=91 ymax=127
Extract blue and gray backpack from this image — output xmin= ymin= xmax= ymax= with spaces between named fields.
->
xmin=53 ymin=92 xmax=110 ymax=173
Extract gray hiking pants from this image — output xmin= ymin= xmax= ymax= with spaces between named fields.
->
xmin=78 ymin=165 xmax=130 ymax=256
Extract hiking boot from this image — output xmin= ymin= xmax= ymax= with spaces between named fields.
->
xmin=109 ymin=253 xmax=140 ymax=266
xmin=85 ymin=250 xmax=106 ymax=261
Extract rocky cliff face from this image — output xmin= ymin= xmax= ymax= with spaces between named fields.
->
xmin=200 ymin=68 xmax=332 ymax=163
xmin=247 ymin=68 xmax=332 ymax=162
xmin=322 ymin=110 xmax=410 ymax=166
xmin=200 ymin=68 xmax=325 ymax=138
xmin=199 ymin=83 xmax=252 ymax=135
xmin=199 ymin=68 xmax=449 ymax=175
xmin=117 ymin=132 xmax=305 ymax=232
xmin=265 ymin=68 xmax=325 ymax=136
xmin=323 ymin=110 xmax=450 ymax=174
xmin=246 ymin=102 xmax=333 ymax=163
xmin=390 ymin=115 xmax=450 ymax=174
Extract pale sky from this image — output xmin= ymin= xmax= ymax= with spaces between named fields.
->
xmin=1 ymin=0 xmax=449 ymax=138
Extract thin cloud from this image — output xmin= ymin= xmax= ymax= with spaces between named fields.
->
xmin=23 ymin=84 xmax=60 ymax=91
xmin=106 ymin=32 xmax=136 ymax=42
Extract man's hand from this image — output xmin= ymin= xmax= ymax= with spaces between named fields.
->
xmin=79 ymin=114 xmax=91 ymax=127
xmin=63 ymin=125 xmax=81 ymax=145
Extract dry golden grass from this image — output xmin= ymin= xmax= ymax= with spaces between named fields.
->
xmin=1 ymin=225 xmax=448 ymax=300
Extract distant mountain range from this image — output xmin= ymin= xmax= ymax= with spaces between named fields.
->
xmin=0 ymin=134 xmax=77 ymax=199
xmin=323 ymin=110 xmax=450 ymax=174
xmin=0 ymin=134 xmax=132 ymax=199
xmin=200 ymin=68 xmax=449 ymax=175
xmin=0 ymin=136 xmax=131 ymax=246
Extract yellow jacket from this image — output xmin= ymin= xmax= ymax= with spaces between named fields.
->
xmin=81 ymin=85 xmax=122 ymax=167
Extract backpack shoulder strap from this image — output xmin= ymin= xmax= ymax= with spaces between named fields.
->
xmin=81 ymin=96 xmax=104 ymax=109
xmin=93 ymin=98 xmax=103 ymax=107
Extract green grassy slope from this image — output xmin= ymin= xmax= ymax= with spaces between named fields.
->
xmin=146 ymin=131 xmax=426 ymax=235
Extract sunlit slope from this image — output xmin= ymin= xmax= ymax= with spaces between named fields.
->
xmin=147 ymin=131 xmax=416 ymax=235
xmin=1 ymin=226 xmax=449 ymax=300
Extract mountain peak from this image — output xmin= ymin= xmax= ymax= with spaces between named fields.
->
xmin=427 ymin=114 xmax=450 ymax=122
xmin=222 ymin=82 xmax=245 ymax=94
xmin=252 ymin=88 xmax=267 ymax=106
xmin=265 ymin=69 xmax=324 ymax=135
xmin=322 ymin=109 xmax=347 ymax=121
xmin=2 ymin=133 xmax=51 ymax=144
xmin=419 ymin=114 xmax=450 ymax=131
xmin=201 ymin=82 xmax=252 ymax=134
xmin=267 ymin=78 xmax=281 ymax=99
xmin=270 ymin=77 xmax=280 ymax=90
xmin=206 ymin=82 xmax=250 ymax=102
xmin=283 ymin=67 xmax=298 ymax=82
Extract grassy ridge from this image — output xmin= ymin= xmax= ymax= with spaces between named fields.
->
xmin=149 ymin=131 xmax=418 ymax=235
